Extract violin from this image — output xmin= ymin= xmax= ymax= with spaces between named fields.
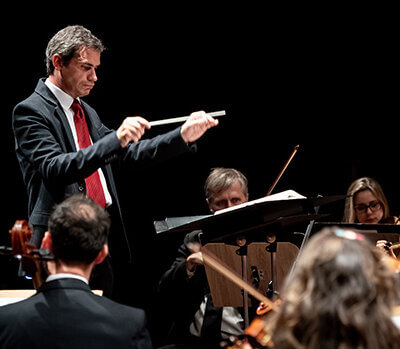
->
xmin=381 ymin=249 xmax=400 ymax=274
xmin=200 ymin=146 xmax=301 ymax=348
xmin=219 ymin=146 xmax=301 ymax=348
xmin=256 ymin=299 xmax=282 ymax=316
xmin=8 ymin=219 xmax=52 ymax=289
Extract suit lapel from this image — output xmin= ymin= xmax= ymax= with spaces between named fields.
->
xmin=35 ymin=79 xmax=77 ymax=152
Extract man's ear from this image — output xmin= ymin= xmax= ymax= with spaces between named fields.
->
xmin=94 ymin=244 xmax=109 ymax=265
xmin=52 ymin=54 xmax=64 ymax=71
xmin=206 ymin=198 xmax=215 ymax=214
xmin=41 ymin=231 xmax=52 ymax=250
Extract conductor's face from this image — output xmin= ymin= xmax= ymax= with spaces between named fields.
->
xmin=57 ymin=47 xmax=100 ymax=99
xmin=207 ymin=180 xmax=249 ymax=214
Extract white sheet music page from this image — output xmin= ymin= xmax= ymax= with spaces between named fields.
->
xmin=214 ymin=190 xmax=307 ymax=215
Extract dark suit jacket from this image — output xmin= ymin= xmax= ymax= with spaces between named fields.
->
xmin=12 ymin=78 xmax=194 ymax=254
xmin=158 ymin=230 xmax=254 ymax=348
xmin=0 ymin=278 xmax=153 ymax=348
xmin=158 ymin=230 xmax=216 ymax=347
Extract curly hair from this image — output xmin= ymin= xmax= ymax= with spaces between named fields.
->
xmin=268 ymin=227 xmax=400 ymax=349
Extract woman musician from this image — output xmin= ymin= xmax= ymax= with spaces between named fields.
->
xmin=343 ymin=177 xmax=398 ymax=225
xmin=343 ymin=177 xmax=400 ymax=258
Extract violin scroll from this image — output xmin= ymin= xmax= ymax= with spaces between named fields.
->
xmin=9 ymin=219 xmax=50 ymax=289
xmin=10 ymin=220 xmax=33 ymax=256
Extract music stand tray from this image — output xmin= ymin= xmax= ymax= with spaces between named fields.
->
xmin=313 ymin=222 xmax=400 ymax=246
xmin=154 ymin=191 xmax=344 ymax=243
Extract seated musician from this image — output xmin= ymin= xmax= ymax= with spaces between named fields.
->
xmin=158 ymin=167 xmax=251 ymax=349
xmin=264 ymin=227 xmax=400 ymax=349
xmin=343 ymin=177 xmax=400 ymax=258
xmin=343 ymin=177 xmax=397 ymax=224
xmin=0 ymin=194 xmax=153 ymax=349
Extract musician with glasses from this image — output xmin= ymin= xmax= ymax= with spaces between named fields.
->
xmin=343 ymin=177 xmax=397 ymax=224
xmin=343 ymin=177 xmax=400 ymax=258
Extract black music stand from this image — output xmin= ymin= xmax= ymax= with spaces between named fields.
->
xmin=154 ymin=193 xmax=344 ymax=241
xmin=312 ymin=222 xmax=400 ymax=246
xmin=154 ymin=193 xmax=345 ymax=327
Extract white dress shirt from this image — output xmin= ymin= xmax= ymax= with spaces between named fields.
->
xmin=44 ymin=78 xmax=112 ymax=206
xmin=46 ymin=273 xmax=89 ymax=284
xmin=189 ymin=294 xmax=244 ymax=339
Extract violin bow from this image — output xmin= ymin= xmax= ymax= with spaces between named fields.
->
xmin=201 ymin=247 xmax=274 ymax=307
xmin=266 ymin=145 xmax=300 ymax=196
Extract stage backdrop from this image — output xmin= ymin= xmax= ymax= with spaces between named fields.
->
xmin=1 ymin=16 xmax=397 ymax=312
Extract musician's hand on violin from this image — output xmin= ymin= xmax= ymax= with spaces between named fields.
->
xmin=117 ymin=116 xmax=151 ymax=147
xmin=376 ymin=239 xmax=390 ymax=253
xmin=180 ymin=111 xmax=219 ymax=143
xmin=376 ymin=240 xmax=397 ymax=259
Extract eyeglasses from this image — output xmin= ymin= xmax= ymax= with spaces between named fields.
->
xmin=354 ymin=200 xmax=382 ymax=213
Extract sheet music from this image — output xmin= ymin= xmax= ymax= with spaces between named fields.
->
xmin=214 ymin=190 xmax=307 ymax=215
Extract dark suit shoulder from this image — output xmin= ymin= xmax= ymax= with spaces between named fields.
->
xmin=14 ymin=78 xmax=54 ymax=107
xmin=12 ymin=80 xmax=59 ymax=129
xmin=42 ymin=279 xmax=147 ymax=323
xmin=97 ymin=293 xmax=146 ymax=319
xmin=0 ymin=280 xmax=152 ymax=348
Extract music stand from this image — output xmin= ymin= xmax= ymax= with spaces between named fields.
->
xmin=312 ymin=222 xmax=400 ymax=246
xmin=154 ymin=192 xmax=345 ymax=327
xmin=154 ymin=192 xmax=344 ymax=242
xmin=202 ymin=241 xmax=300 ymax=305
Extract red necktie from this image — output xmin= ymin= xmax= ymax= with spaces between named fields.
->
xmin=71 ymin=100 xmax=106 ymax=208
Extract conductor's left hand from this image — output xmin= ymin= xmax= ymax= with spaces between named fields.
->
xmin=180 ymin=111 xmax=219 ymax=143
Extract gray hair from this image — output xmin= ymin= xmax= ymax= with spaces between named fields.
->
xmin=45 ymin=25 xmax=105 ymax=75
xmin=204 ymin=167 xmax=248 ymax=200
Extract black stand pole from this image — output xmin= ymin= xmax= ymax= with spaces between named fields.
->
xmin=235 ymin=236 xmax=249 ymax=328
xmin=265 ymin=233 xmax=277 ymax=299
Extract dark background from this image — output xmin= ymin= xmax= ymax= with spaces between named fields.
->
xmin=0 ymin=7 xmax=398 ymax=344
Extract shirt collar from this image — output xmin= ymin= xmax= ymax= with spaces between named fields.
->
xmin=46 ymin=273 xmax=89 ymax=284
xmin=45 ymin=78 xmax=80 ymax=110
